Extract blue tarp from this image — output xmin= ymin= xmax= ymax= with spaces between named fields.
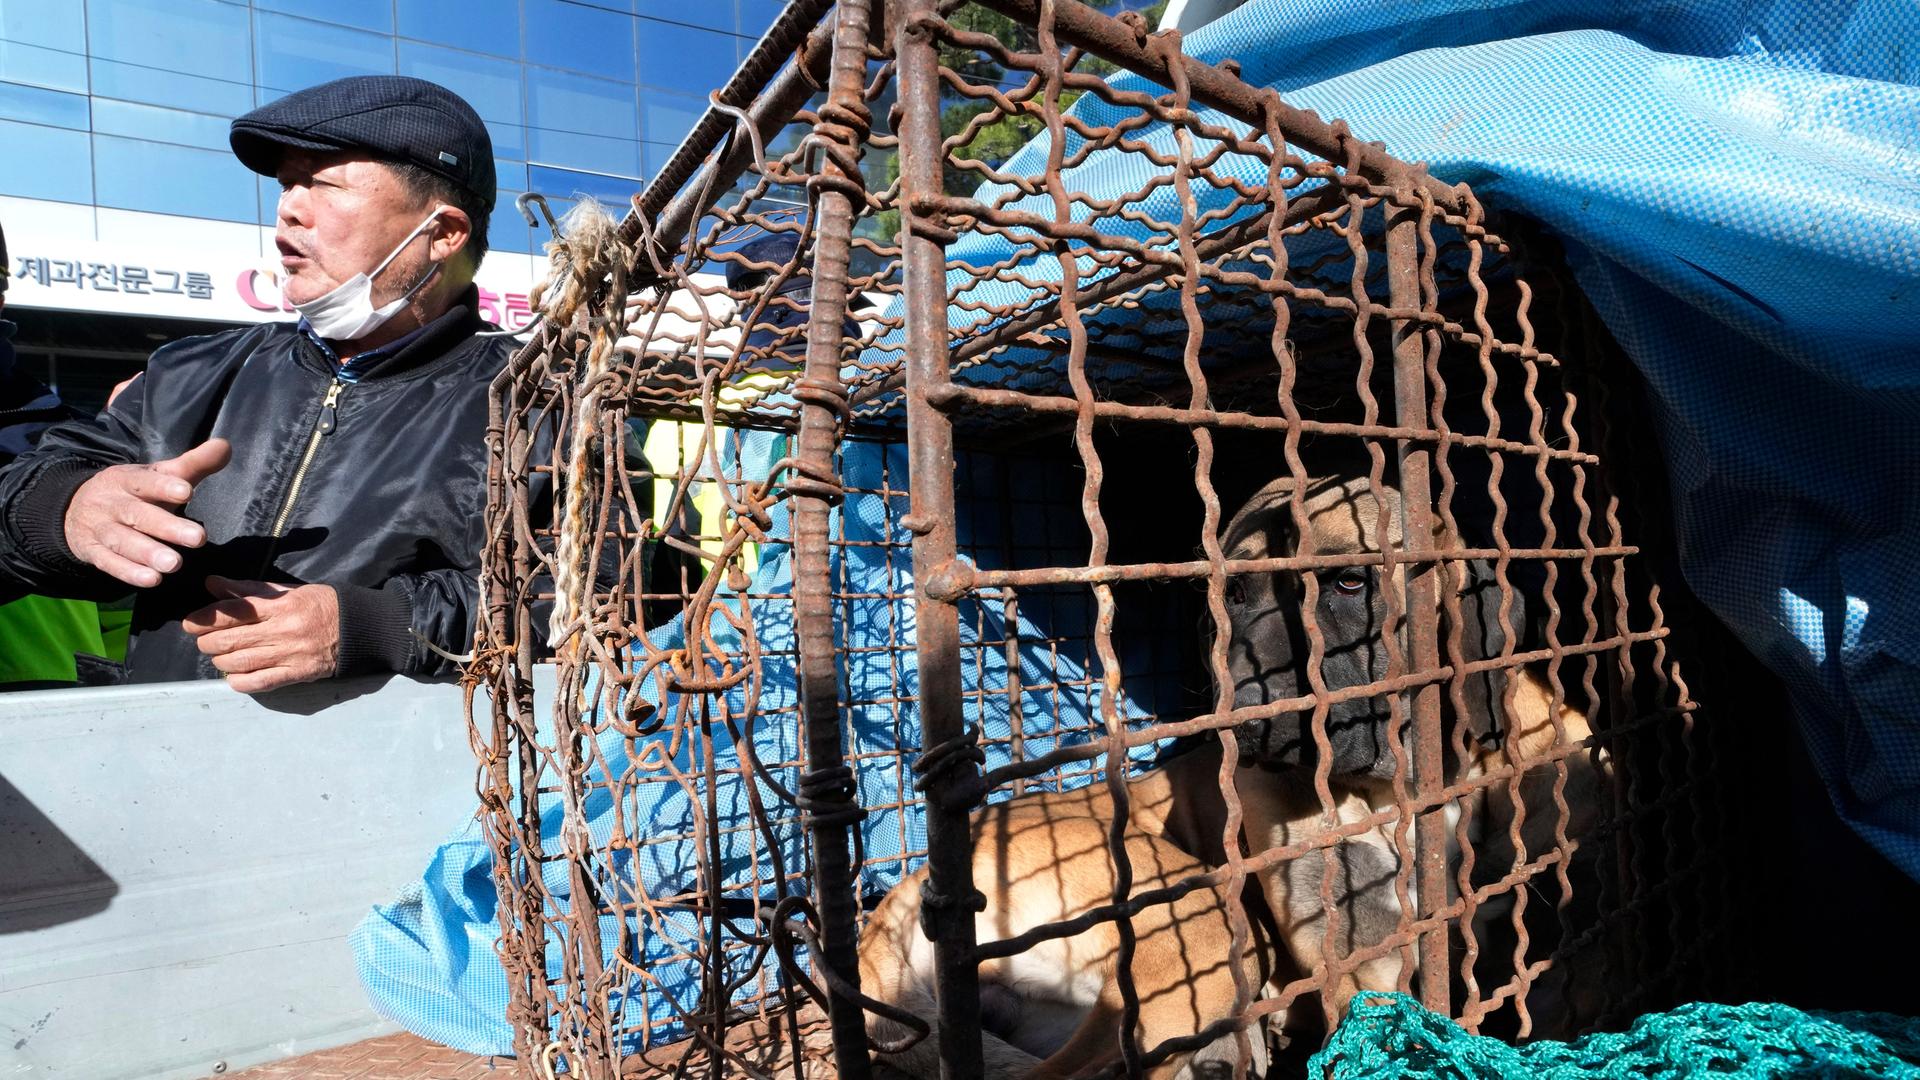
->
xmin=354 ymin=0 xmax=1920 ymax=1054
xmin=351 ymin=434 xmax=1186 ymax=1053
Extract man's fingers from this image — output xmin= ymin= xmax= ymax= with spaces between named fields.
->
xmin=194 ymin=625 xmax=271 ymax=657
xmin=211 ymin=647 xmax=282 ymax=676
xmin=117 ymin=498 xmax=206 ymax=549
xmin=205 ymin=576 xmax=289 ymax=601
xmin=87 ymin=548 xmax=163 ymax=589
xmin=225 ymin=667 xmax=300 ymax=695
xmin=182 ymin=597 xmax=264 ymax=636
xmin=64 ymin=466 xmax=205 ymax=585
xmin=117 ymin=467 xmax=195 ymax=507
xmin=98 ymin=523 xmax=184 ymax=576
xmin=152 ymin=438 xmax=232 ymax=485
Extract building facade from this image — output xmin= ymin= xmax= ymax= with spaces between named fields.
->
xmin=0 ymin=0 xmax=772 ymax=410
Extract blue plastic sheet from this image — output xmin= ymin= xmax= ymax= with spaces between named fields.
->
xmin=352 ymin=434 xmax=1185 ymax=1052
xmin=354 ymin=0 xmax=1920 ymax=1054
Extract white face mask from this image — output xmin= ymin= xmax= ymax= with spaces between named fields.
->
xmin=293 ymin=207 xmax=446 ymax=341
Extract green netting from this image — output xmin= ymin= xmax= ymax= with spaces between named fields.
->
xmin=1310 ymin=993 xmax=1920 ymax=1079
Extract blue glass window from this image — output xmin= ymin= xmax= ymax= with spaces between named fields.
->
xmin=92 ymin=99 xmax=231 ymax=152
xmin=0 ymin=119 xmax=91 ymax=204
xmin=488 ymin=189 xmax=533 ymax=255
xmin=0 ymin=81 xmax=89 ymax=130
xmin=396 ymin=0 xmax=521 ymax=59
xmin=255 ymin=0 xmax=394 ymax=34
xmin=95 ymin=134 xmax=257 ymax=222
xmin=525 ymin=0 xmax=636 ymax=82
xmin=255 ymin=12 xmax=395 ymax=96
xmin=398 ymin=42 xmax=522 ymax=127
xmin=257 ymin=174 xmax=282 ymax=226
xmin=636 ymin=22 xmax=740 ymax=95
xmin=528 ymin=128 xmax=640 ymax=178
xmin=739 ymin=0 xmax=785 ymax=36
xmin=635 ymin=0 xmax=734 ymax=32
xmin=0 ymin=40 xmax=88 ymax=94
xmin=90 ymin=57 xmax=253 ymax=117
xmin=529 ymin=164 xmax=643 ymax=207
xmin=0 ymin=4 xmax=86 ymax=91
xmin=642 ymin=91 xmax=704 ymax=147
xmin=642 ymin=141 xmax=681 ymax=178
xmin=495 ymin=158 xmax=529 ymax=191
xmin=2 ymin=3 xmax=85 ymax=52
xmin=485 ymin=120 xmax=528 ymax=162
xmin=526 ymin=66 xmax=640 ymax=177
xmin=87 ymin=0 xmax=252 ymax=89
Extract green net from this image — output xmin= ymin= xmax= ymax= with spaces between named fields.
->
xmin=1310 ymin=993 xmax=1920 ymax=1079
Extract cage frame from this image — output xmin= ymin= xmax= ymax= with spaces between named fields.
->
xmin=468 ymin=0 xmax=1731 ymax=1074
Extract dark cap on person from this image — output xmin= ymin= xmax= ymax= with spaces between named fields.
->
xmin=230 ymin=76 xmax=495 ymax=210
xmin=725 ymin=231 xmax=810 ymax=297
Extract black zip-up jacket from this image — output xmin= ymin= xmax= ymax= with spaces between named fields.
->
xmin=0 ymin=319 xmax=81 ymax=468
xmin=0 ymin=290 xmax=529 ymax=683
xmin=0 ymin=317 xmax=83 ymax=608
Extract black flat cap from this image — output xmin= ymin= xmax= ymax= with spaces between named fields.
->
xmin=725 ymin=231 xmax=811 ymax=296
xmin=232 ymin=76 xmax=495 ymax=210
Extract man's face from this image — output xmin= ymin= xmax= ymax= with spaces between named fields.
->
xmin=273 ymin=150 xmax=439 ymax=308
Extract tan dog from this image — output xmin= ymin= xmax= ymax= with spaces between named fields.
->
xmin=1221 ymin=476 xmax=1614 ymax=1032
xmin=837 ymin=474 xmax=1612 ymax=1078
xmin=852 ymin=745 xmax=1269 ymax=1079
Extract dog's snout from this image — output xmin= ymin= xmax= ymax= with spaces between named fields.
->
xmin=1231 ymin=713 xmax=1313 ymax=766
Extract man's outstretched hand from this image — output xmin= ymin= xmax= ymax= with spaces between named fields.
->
xmin=182 ymin=576 xmax=340 ymax=694
xmin=62 ymin=438 xmax=230 ymax=588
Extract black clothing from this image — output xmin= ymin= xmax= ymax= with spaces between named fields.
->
xmin=0 ymin=291 xmax=534 ymax=683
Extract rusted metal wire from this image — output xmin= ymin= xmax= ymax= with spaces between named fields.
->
xmin=472 ymin=0 xmax=1735 ymax=1075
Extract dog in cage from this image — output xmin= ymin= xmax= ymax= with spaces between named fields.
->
xmin=1216 ymin=473 xmax=1617 ymax=1037
xmin=824 ymin=471 xmax=1615 ymax=1079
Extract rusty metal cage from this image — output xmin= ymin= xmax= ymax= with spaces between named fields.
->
xmin=469 ymin=0 xmax=1750 ymax=1075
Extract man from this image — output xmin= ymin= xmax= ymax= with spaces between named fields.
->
xmin=0 ymin=76 xmax=515 ymax=693
xmin=0 ymin=219 xmax=117 ymax=690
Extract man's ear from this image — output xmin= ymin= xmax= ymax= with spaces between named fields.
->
xmin=1444 ymin=558 xmax=1530 ymax=745
xmin=429 ymin=205 xmax=473 ymax=268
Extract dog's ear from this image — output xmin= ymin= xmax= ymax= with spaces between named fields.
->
xmin=1445 ymin=559 xmax=1530 ymax=746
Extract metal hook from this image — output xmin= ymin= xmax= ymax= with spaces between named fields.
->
xmin=476 ymin=193 xmax=566 ymax=338
xmin=517 ymin=191 xmax=562 ymax=238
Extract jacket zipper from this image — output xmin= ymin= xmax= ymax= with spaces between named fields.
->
xmin=269 ymin=379 xmax=345 ymax=538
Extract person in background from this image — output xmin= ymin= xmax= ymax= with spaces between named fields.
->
xmin=0 ymin=76 xmax=526 ymax=693
xmin=0 ymin=219 xmax=117 ymax=690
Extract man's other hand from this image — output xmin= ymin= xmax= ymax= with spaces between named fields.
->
xmin=183 ymin=576 xmax=340 ymax=694
xmin=63 ymin=438 xmax=231 ymax=588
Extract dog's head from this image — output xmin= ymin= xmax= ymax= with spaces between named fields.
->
xmin=1218 ymin=474 xmax=1525 ymax=780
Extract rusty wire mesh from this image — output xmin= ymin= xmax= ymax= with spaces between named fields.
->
xmin=468 ymin=0 xmax=1740 ymax=1076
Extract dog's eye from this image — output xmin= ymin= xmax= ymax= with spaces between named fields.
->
xmin=1224 ymin=578 xmax=1247 ymax=606
xmin=1332 ymin=569 xmax=1369 ymax=595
